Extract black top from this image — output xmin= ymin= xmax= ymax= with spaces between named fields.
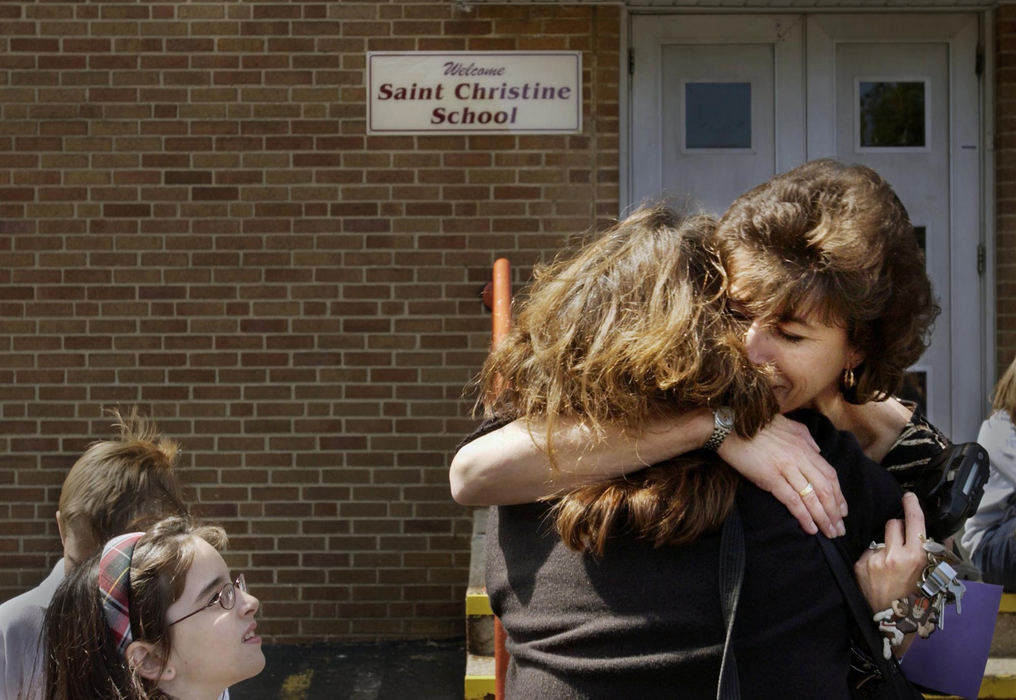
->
xmin=484 ymin=409 xmax=903 ymax=699
xmin=881 ymin=403 xmax=950 ymax=494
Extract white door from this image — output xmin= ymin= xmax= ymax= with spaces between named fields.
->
xmin=807 ymin=14 xmax=982 ymax=440
xmin=629 ymin=13 xmax=984 ymax=439
xmin=630 ymin=15 xmax=805 ymax=216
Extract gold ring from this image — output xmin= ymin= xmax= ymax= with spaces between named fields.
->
xmin=798 ymin=482 xmax=815 ymax=498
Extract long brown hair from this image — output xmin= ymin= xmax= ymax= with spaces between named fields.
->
xmin=44 ymin=516 xmax=227 ymax=700
xmin=477 ymin=205 xmax=778 ymax=553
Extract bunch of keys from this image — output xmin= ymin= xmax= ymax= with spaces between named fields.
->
xmin=870 ymin=538 xmax=967 ymax=659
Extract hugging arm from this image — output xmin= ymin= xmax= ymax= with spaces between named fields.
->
xmin=449 ymin=410 xmax=715 ymax=506
xmin=450 ymin=410 xmax=849 ymax=538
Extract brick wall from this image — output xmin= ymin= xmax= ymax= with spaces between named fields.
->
xmin=0 ymin=1 xmax=621 ymax=642
xmin=998 ymin=5 xmax=1016 ymax=377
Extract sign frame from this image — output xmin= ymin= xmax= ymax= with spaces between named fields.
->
xmin=366 ymin=51 xmax=583 ymax=135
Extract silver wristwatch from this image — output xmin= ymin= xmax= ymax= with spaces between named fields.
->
xmin=704 ymin=407 xmax=734 ymax=451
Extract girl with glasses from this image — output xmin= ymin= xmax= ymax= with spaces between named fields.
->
xmin=43 ymin=516 xmax=264 ymax=700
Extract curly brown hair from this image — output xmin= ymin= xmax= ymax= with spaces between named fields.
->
xmin=715 ymin=159 xmax=939 ymax=403
xmin=477 ymin=205 xmax=779 ymax=552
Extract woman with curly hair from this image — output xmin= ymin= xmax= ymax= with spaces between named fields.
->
xmin=43 ymin=516 xmax=264 ymax=700
xmin=452 ymin=160 xmax=947 ymax=548
xmin=468 ymin=203 xmax=928 ymax=697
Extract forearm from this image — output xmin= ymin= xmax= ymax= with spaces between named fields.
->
xmin=449 ymin=409 xmax=714 ymax=505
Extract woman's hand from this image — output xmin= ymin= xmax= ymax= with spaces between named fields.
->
xmin=717 ymin=414 xmax=848 ymax=538
xmin=854 ymin=492 xmax=928 ymax=612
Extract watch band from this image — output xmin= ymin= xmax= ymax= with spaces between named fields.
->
xmin=704 ymin=407 xmax=734 ymax=451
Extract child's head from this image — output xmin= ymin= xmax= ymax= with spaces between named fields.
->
xmin=45 ymin=516 xmax=264 ymax=700
xmin=56 ymin=408 xmax=188 ymax=572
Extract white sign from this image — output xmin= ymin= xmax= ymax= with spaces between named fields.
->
xmin=367 ymin=51 xmax=582 ymax=135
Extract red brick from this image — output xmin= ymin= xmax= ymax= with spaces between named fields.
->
xmin=0 ymin=1 xmax=624 ymax=645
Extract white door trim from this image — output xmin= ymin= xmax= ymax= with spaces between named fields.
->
xmin=981 ymin=8 xmax=998 ymax=402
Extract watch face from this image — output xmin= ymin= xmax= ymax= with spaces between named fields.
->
xmin=716 ymin=407 xmax=734 ymax=430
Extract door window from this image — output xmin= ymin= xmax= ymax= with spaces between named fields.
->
xmin=684 ymin=82 xmax=752 ymax=150
xmin=857 ymin=79 xmax=929 ymax=149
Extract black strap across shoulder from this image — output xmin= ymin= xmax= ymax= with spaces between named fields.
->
xmin=714 ymin=511 xmax=921 ymax=700
xmin=817 ymin=536 xmax=923 ymax=700
xmin=716 ymin=505 xmax=745 ymax=700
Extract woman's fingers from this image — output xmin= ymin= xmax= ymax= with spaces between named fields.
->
xmin=768 ymin=479 xmax=820 ymax=535
xmin=883 ymin=516 xmax=904 ymax=551
xmin=786 ymin=462 xmax=845 ymax=538
xmin=860 ymin=493 xmax=931 ymax=610
xmin=903 ymin=491 xmax=927 ymax=544
xmin=776 ymin=415 xmax=849 ymax=521
xmin=719 ymin=415 xmax=846 ymax=538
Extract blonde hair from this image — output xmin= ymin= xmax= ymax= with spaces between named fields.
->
xmin=477 ymin=205 xmax=779 ymax=552
xmin=59 ymin=408 xmax=188 ymax=550
xmin=993 ymin=355 xmax=1016 ymax=418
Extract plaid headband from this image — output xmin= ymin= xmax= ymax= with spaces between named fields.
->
xmin=98 ymin=531 xmax=144 ymax=656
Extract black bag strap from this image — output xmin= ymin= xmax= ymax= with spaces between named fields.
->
xmin=716 ymin=504 xmax=745 ymax=700
xmin=817 ymin=536 xmax=921 ymax=700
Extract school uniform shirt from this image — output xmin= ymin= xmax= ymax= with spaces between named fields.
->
xmin=961 ymin=410 xmax=1016 ymax=556
xmin=485 ymin=409 xmax=902 ymax=699
xmin=0 ymin=559 xmax=62 ymax=700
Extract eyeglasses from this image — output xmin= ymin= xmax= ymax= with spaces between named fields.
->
xmin=167 ymin=573 xmax=247 ymax=627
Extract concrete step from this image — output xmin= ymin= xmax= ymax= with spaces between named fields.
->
xmin=466 ymin=508 xmax=493 ymax=657
xmin=990 ymin=595 xmax=1016 ymax=655
xmin=464 ymin=653 xmax=495 ymax=700
xmin=464 ymin=509 xmax=495 ymax=699
xmin=977 ymin=656 xmax=1016 ymax=698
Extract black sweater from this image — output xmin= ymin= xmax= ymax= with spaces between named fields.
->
xmin=484 ymin=409 xmax=903 ymax=699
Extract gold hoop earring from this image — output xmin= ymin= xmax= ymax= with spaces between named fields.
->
xmin=842 ymin=367 xmax=856 ymax=391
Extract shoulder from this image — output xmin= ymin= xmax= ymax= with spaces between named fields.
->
xmin=979 ymin=411 xmax=1016 ymax=463
xmin=787 ymin=408 xmax=897 ymax=497
xmin=0 ymin=590 xmax=46 ymax=656
xmin=786 ymin=409 xmax=871 ymax=471
xmin=788 ymin=409 xmax=901 ymax=554
xmin=885 ymin=403 xmax=950 ymax=466
xmin=877 ymin=403 xmax=951 ymax=496
xmin=0 ymin=561 xmax=62 ymax=633
xmin=458 ymin=415 xmax=513 ymax=449
xmin=979 ymin=410 xmax=1014 ymax=439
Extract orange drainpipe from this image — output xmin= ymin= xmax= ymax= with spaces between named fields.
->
xmin=490 ymin=257 xmax=511 ymax=700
